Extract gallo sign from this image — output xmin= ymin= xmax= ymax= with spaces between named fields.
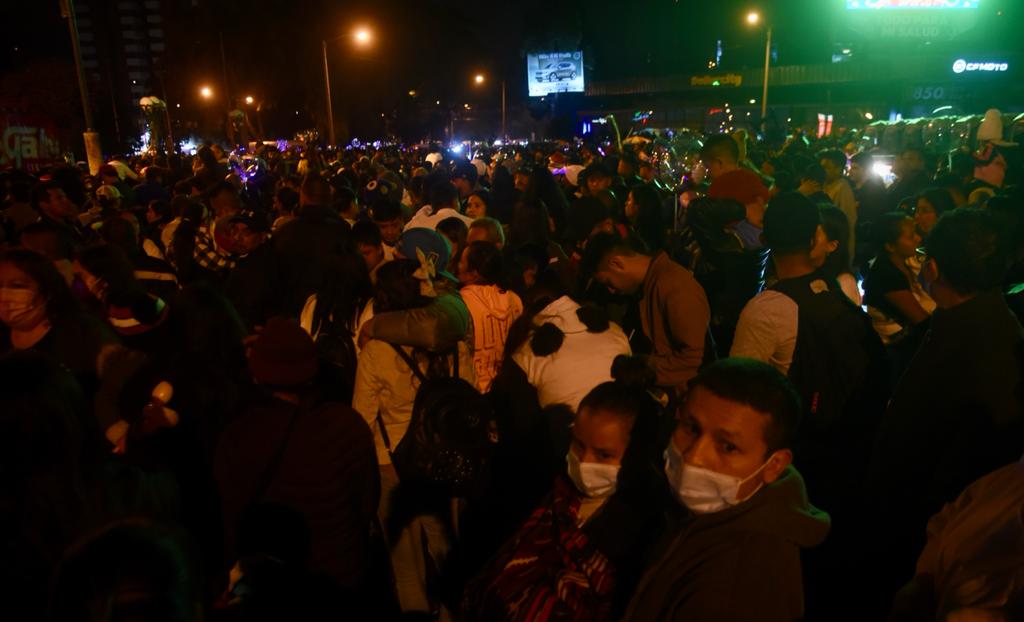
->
xmin=952 ymin=59 xmax=1009 ymax=74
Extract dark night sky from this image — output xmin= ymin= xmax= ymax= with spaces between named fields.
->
xmin=1 ymin=0 xmax=1020 ymax=139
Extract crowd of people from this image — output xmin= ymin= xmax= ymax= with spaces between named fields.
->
xmin=1 ymin=108 xmax=1023 ymax=621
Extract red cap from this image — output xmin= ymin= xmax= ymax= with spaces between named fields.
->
xmin=708 ymin=169 xmax=771 ymax=206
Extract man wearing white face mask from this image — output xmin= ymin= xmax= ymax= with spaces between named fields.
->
xmin=624 ymin=358 xmax=830 ymax=622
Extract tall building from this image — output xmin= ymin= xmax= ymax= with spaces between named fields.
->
xmin=74 ymin=0 xmax=171 ymax=150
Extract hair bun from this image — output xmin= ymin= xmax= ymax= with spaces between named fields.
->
xmin=610 ymin=355 xmax=656 ymax=390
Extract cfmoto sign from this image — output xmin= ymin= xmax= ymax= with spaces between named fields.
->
xmin=953 ymin=59 xmax=1009 ymax=74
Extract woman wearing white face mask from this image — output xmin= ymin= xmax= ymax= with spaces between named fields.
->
xmin=465 ymin=356 xmax=670 ymax=621
xmin=0 ymin=249 xmax=116 ymax=382
xmin=624 ymin=358 xmax=831 ymax=622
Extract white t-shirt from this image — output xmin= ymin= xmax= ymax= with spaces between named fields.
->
xmin=730 ymin=290 xmax=799 ymax=375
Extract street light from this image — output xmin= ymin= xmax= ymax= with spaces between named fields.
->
xmin=323 ymin=25 xmax=375 ymax=146
xmin=244 ymin=95 xmax=254 ymax=105
xmin=472 ymin=72 xmax=508 ymax=141
xmin=745 ymin=10 xmax=771 ymax=133
xmin=199 ymin=85 xmax=213 ymax=99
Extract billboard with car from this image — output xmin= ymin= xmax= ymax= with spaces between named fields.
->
xmin=527 ymin=51 xmax=585 ymax=97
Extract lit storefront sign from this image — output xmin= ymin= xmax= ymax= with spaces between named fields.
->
xmin=952 ymin=59 xmax=1009 ymax=74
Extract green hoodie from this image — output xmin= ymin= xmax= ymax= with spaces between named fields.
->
xmin=623 ymin=466 xmax=830 ymax=622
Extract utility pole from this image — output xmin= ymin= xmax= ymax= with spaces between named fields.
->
xmin=60 ymin=0 xmax=102 ymax=174
xmin=501 ymin=80 xmax=507 ymax=141
xmin=322 ymin=40 xmax=336 ymax=146
xmin=761 ymin=27 xmax=772 ymax=133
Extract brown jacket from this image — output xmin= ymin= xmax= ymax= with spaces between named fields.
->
xmin=640 ymin=252 xmax=711 ymax=392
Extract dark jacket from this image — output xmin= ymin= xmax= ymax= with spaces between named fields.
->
xmin=640 ymin=252 xmax=711 ymax=392
xmin=624 ymin=467 xmax=830 ymax=622
xmin=869 ymin=291 xmax=1024 ymax=592
xmin=215 ymin=396 xmax=380 ymax=591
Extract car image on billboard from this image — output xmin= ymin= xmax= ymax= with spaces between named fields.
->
xmin=527 ymin=51 xmax=584 ymax=97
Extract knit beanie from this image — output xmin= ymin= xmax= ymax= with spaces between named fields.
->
xmin=248 ymin=318 xmax=318 ymax=388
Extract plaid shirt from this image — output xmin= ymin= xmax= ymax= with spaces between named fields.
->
xmin=193 ymin=224 xmax=237 ymax=273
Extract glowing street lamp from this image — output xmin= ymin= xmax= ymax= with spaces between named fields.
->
xmin=323 ymin=26 xmax=376 ymax=145
xmin=354 ymin=27 xmax=372 ymax=46
xmin=472 ymin=72 xmax=508 ymax=141
xmin=244 ymin=95 xmax=254 ymax=105
xmin=199 ymin=85 xmax=213 ymax=99
xmin=747 ymin=11 xmax=761 ymax=25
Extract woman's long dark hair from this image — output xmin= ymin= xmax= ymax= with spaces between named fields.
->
xmin=524 ymin=166 xmax=569 ymax=237
xmin=374 ymin=259 xmax=431 ymax=313
xmin=310 ymin=239 xmax=372 ymax=337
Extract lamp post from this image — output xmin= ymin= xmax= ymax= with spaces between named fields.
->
xmin=747 ymin=11 xmax=772 ymax=133
xmin=59 ymin=0 xmax=102 ymax=174
xmin=323 ymin=26 xmax=373 ymax=146
xmin=473 ymin=73 xmax=508 ymax=141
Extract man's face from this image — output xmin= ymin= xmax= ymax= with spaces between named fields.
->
xmin=639 ymin=164 xmax=655 ymax=182
xmin=593 ymin=255 xmax=640 ymax=296
xmin=820 ymin=159 xmax=843 ymax=183
xmin=40 ymin=188 xmax=76 ymax=221
xmin=514 ymin=172 xmax=530 ymax=192
xmin=358 ymin=242 xmax=384 ymax=271
xmin=586 ymin=174 xmax=611 ymax=196
xmin=672 ymin=386 xmax=788 ymax=501
xmin=229 ymin=223 xmax=266 ymax=255
xmin=376 ymin=218 xmax=403 ymax=246
xmin=848 ymin=161 xmax=867 ymax=186
xmin=702 ymin=157 xmax=726 ymax=180
xmin=453 ymin=177 xmax=473 ymax=198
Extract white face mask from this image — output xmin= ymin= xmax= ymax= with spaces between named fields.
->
xmin=663 ymin=440 xmax=772 ymax=514
xmin=566 ymin=450 xmax=619 ymax=498
xmin=0 ymin=287 xmax=43 ymax=330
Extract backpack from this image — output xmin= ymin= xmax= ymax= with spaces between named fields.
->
xmin=384 ymin=345 xmax=497 ymax=497
xmin=770 ymin=273 xmax=890 ymax=498
xmin=313 ymin=315 xmax=358 ymax=404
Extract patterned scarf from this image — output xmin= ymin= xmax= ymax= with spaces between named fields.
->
xmin=464 ymin=477 xmax=616 ymax=621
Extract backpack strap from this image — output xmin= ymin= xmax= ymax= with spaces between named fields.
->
xmin=390 ymin=343 xmax=428 ymax=384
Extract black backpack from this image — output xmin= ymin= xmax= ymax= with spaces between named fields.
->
xmin=312 ymin=315 xmax=358 ymax=404
xmin=384 ymin=345 xmax=497 ymax=497
xmin=770 ymin=274 xmax=890 ymax=500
